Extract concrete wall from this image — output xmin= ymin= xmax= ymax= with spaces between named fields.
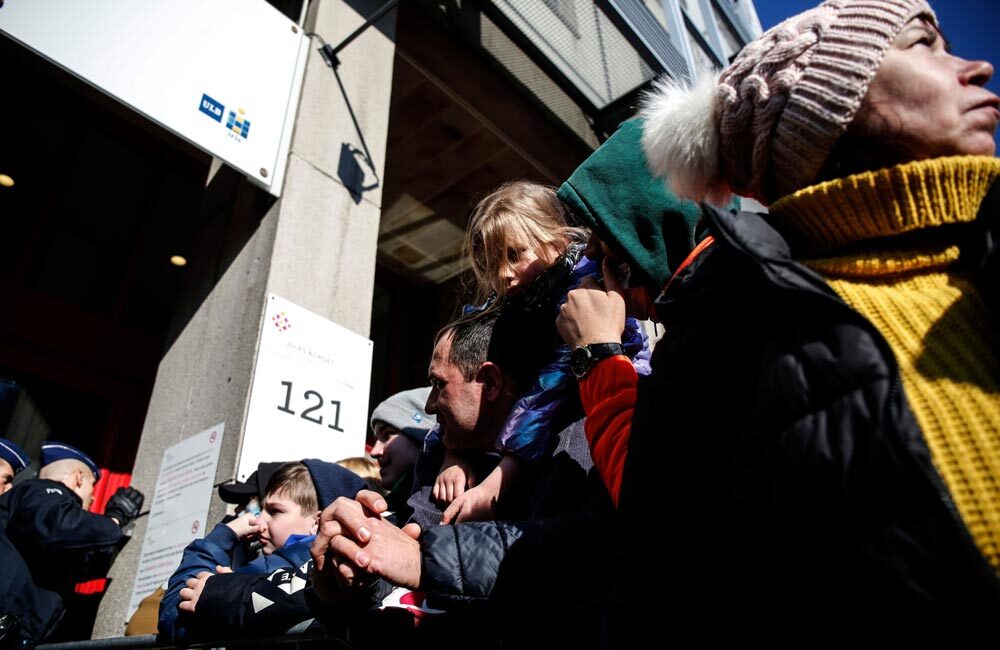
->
xmin=93 ymin=0 xmax=396 ymax=636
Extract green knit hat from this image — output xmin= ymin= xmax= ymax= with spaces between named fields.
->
xmin=557 ymin=119 xmax=720 ymax=295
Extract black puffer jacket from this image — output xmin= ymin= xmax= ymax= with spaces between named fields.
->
xmin=419 ymin=420 xmax=618 ymax=647
xmin=620 ymin=202 xmax=1000 ymax=629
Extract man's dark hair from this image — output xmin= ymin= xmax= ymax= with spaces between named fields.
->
xmin=435 ymin=302 xmax=554 ymax=394
xmin=435 ymin=310 xmax=499 ymax=382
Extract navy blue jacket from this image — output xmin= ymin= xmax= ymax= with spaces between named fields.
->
xmin=157 ymin=459 xmax=364 ymax=642
xmin=158 ymin=523 xmax=315 ymax=642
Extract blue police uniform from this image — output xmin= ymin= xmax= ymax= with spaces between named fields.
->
xmin=38 ymin=441 xmax=102 ymax=481
xmin=0 ymin=437 xmax=44 ymax=647
xmin=0 ymin=438 xmax=29 ymax=479
xmin=0 ymin=443 xmax=125 ymax=644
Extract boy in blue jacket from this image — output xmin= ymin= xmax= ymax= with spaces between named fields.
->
xmin=158 ymin=459 xmax=364 ymax=642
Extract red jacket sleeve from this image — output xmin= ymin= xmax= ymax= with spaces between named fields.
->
xmin=579 ymin=355 xmax=637 ymax=507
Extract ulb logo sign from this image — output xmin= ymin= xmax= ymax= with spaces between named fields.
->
xmin=226 ymin=108 xmax=251 ymax=141
xmin=198 ymin=93 xmax=251 ymax=142
xmin=199 ymin=94 xmax=224 ymax=123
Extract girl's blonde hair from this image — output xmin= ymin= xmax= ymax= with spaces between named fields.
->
xmin=464 ymin=181 xmax=588 ymax=302
xmin=336 ymin=457 xmax=383 ymax=494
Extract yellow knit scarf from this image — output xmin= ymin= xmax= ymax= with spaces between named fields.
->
xmin=772 ymin=156 xmax=1000 ymax=572
xmin=771 ymin=156 xmax=1000 ymax=251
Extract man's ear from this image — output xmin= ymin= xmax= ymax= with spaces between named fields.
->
xmin=476 ymin=362 xmax=504 ymax=401
xmin=75 ymin=469 xmax=86 ymax=489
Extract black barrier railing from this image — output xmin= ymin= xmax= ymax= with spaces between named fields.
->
xmin=36 ymin=631 xmax=351 ymax=650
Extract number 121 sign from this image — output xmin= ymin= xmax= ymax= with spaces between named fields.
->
xmin=237 ymin=294 xmax=373 ymax=481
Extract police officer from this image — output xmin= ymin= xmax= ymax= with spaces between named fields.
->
xmin=0 ymin=438 xmax=28 ymax=496
xmin=0 ymin=442 xmax=145 ymax=646
xmin=0 ymin=438 xmax=34 ymax=647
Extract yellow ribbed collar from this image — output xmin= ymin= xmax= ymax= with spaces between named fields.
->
xmin=770 ymin=156 xmax=1000 ymax=251
xmin=804 ymin=244 xmax=961 ymax=278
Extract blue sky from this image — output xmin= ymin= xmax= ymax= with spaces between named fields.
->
xmin=754 ymin=0 xmax=1000 ymax=150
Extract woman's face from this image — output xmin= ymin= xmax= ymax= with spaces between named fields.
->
xmin=852 ymin=17 xmax=999 ymax=160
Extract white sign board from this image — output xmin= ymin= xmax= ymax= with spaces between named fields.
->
xmin=238 ymin=294 xmax=373 ymax=480
xmin=0 ymin=0 xmax=308 ymax=195
xmin=126 ymin=423 xmax=225 ymax=620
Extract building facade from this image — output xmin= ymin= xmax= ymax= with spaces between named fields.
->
xmin=0 ymin=0 xmax=760 ymax=640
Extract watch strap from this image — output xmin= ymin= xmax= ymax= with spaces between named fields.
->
xmin=586 ymin=343 xmax=624 ymax=360
xmin=572 ymin=342 xmax=625 ymax=379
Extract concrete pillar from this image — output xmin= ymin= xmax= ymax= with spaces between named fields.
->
xmin=93 ymin=0 xmax=396 ymax=637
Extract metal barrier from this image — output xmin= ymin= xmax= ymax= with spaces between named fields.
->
xmin=37 ymin=636 xmax=160 ymax=650
xmin=36 ymin=631 xmax=351 ymax=650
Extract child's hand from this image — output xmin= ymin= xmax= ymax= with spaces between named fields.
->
xmin=226 ymin=512 xmax=264 ymax=540
xmin=178 ymin=571 xmax=212 ymax=613
xmin=177 ymin=566 xmax=231 ymax=614
xmin=433 ymin=464 xmax=474 ymax=507
xmin=441 ymin=482 xmax=499 ymax=524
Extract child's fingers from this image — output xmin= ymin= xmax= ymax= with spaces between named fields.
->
xmin=186 ymin=573 xmax=209 ymax=589
xmin=178 ymin=600 xmax=194 ymax=612
xmin=179 ymin=587 xmax=195 ymax=602
xmin=446 ymin=482 xmax=455 ymax=504
xmin=441 ymin=495 xmax=464 ymax=525
xmin=432 ymin=480 xmax=442 ymax=504
xmin=216 ymin=565 xmax=233 ymax=574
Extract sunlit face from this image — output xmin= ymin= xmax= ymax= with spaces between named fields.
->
xmin=0 ymin=459 xmax=14 ymax=495
xmin=76 ymin=470 xmax=97 ymax=510
xmin=494 ymin=234 xmax=561 ymax=296
xmin=252 ymin=492 xmax=317 ymax=555
xmin=852 ymin=17 xmax=999 ymax=161
xmin=425 ymin=333 xmax=488 ymax=450
xmin=371 ymin=424 xmax=421 ymax=489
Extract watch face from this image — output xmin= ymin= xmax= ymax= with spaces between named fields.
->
xmin=570 ymin=346 xmax=592 ymax=378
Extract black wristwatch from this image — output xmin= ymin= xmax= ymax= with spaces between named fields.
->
xmin=570 ymin=343 xmax=624 ymax=379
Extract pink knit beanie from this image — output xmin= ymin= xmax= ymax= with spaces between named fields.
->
xmin=641 ymin=0 xmax=936 ymax=205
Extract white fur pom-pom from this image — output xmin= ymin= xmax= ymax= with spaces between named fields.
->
xmin=640 ymin=73 xmax=730 ymax=206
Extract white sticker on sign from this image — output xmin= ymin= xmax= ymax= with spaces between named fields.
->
xmin=126 ymin=423 xmax=225 ymax=620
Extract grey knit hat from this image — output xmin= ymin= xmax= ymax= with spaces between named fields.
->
xmin=641 ymin=0 xmax=936 ymax=205
xmin=370 ymin=387 xmax=437 ymax=446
